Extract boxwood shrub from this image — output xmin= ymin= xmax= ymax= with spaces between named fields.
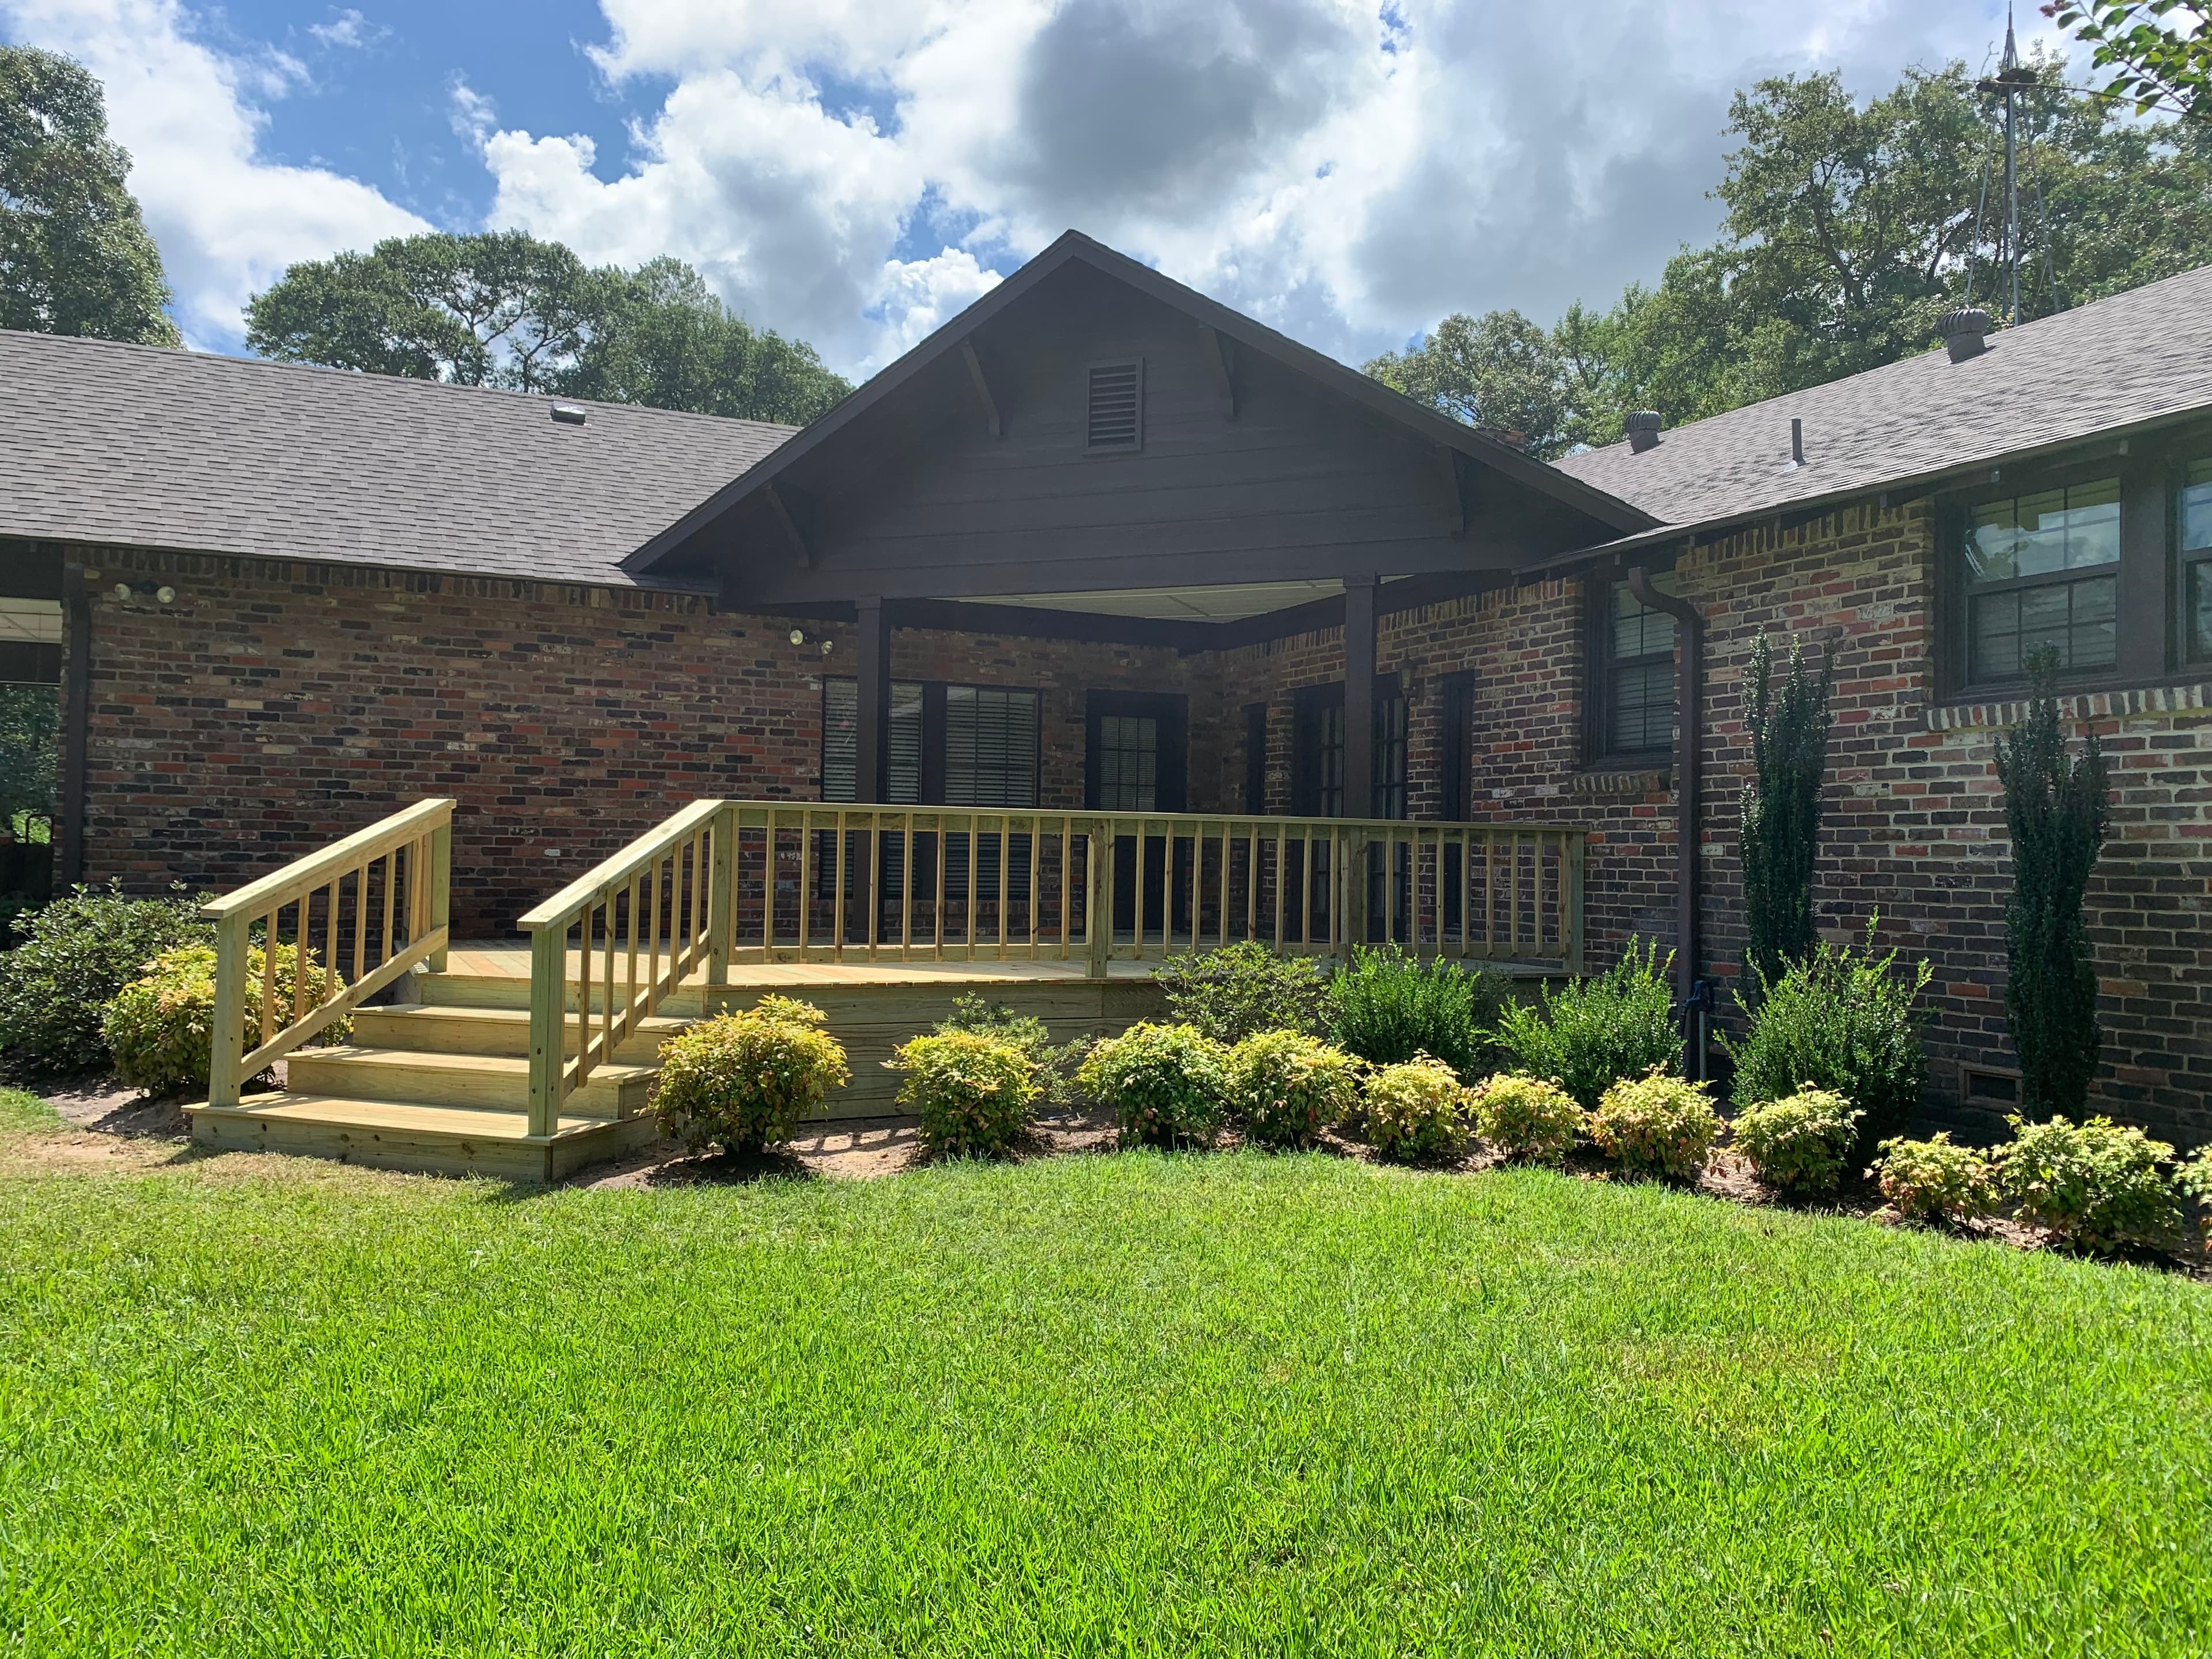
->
xmin=654 ymin=995 xmax=850 ymax=1155
xmin=1156 ymin=942 xmax=1329 ymax=1044
xmin=1325 ymin=946 xmax=1507 ymax=1081
xmin=893 ymin=1029 xmax=1039 ymax=1160
xmin=1490 ymin=937 xmax=1677 ymax=1110
xmin=1079 ymin=1022 xmax=1229 ymax=1150
xmin=0 ymin=881 xmax=209 ymax=1075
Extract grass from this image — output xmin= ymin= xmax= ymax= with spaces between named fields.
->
xmin=0 ymin=1124 xmax=2207 ymax=1656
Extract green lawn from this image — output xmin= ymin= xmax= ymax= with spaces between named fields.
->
xmin=1 ymin=1104 xmax=2207 ymax=1656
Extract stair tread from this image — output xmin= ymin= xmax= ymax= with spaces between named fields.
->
xmin=365 ymin=1006 xmax=691 ymax=1031
xmin=196 ymin=1093 xmax=631 ymax=1141
xmin=292 ymin=1046 xmax=657 ymax=1081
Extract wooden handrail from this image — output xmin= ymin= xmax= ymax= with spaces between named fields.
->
xmin=204 ymin=798 xmax=454 ymax=1108
xmin=523 ymin=798 xmax=728 ymax=1135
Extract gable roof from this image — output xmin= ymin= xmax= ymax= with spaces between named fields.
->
xmin=1552 ymin=262 xmax=2212 ymax=554
xmin=0 ymin=328 xmax=793 ymax=589
xmin=623 ymin=230 xmax=1657 ymax=574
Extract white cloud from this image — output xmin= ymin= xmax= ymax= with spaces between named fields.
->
xmin=471 ymin=0 xmax=2031 ymax=377
xmin=0 ymin=0 xmax=425 ymax=349
xmin=308 ymin=9 xmax=386 ymax=52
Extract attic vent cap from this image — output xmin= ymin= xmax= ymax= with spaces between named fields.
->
xmin=550 ymin=403 xmax=589 ymax=425
xmin=1937 ymin=307 xmax=1991 ymax=362
xmin=1624 ymin=410 xmax=1662 ymax=453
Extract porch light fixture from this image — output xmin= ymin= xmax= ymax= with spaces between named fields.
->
xmin=786 ymin=628 xmax=834 ymax=656
xmin=111 ymin=581 xmax=176 ymax=604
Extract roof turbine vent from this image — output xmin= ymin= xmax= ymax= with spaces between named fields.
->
xmin=1938 ymin=307 xmax=1992 ymax=363
xmin=1624 ymin=409 xmax=1662 ymax=453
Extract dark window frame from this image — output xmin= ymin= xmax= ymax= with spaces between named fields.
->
xmin=822 ymin=675 xmax=1043 ymax=806
xmin=1243 ymin=702 xmax=1268 ymax=813
xmin=1084 ymin=357 xmax=1145 ymax=454
xmin=1291 ymin=676 xmax=1407 ymax=819
xmin=1584 ymin=575 xmax=1676 ymax=766
xmin=1937 ymin=428 xmax=2212 ymax=700
xmin=1084 ymin=690 xmax=1187 ymax=812
xmin=2178 ymin=454 xmax=2212 ymax=669
xmin=1438 ymin=671 xmax=1478 ymax=820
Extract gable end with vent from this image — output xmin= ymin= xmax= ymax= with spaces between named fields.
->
xmin=1085 ymin=358 xmax=1143 ymax=453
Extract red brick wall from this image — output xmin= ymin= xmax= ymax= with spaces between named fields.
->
xmin=72 ymin=518 xmax=2212 ymax=1146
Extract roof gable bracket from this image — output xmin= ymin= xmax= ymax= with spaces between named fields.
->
xmin=960 ymin=338 xmax=1002 ymax=438
xmin=1434 ymin=445 xmax=1465 ymax=536
xmin=1198 ymin=325 xmax=1236 ymax=418
xmin=765 ymin=480 xmax=813 ymax=568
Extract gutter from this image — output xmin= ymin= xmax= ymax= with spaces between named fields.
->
xmin=1625 ymin=562 xmax=1703 ymax=1050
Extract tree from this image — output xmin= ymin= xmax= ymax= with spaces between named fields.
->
xmin=1364 ymin=309 xmax=1574 ymax=458
xmin=1737 ymin=631 xmax=1835 ymax=984
xmin=1993 ymin=648 xmax=2111 ymax=1115
xmin=245 ymin=232 xmax=851 ymax=425
xmin=2046 ymin=1 xmax=2212 ymax=119
xmin=0 ymin=683 xmax=59 ymax=839
xmin=0 ymin=46 xmax=177 ymax=345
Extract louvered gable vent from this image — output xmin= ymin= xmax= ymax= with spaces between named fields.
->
xmin=1085 ymin=359 xmax=1143 ymax=451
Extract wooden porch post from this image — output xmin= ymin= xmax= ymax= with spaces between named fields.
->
xmin=855 ymin=597 xmax=891 ymax=803
xmin=1343 ymin=575 xmax=1376 ymax=821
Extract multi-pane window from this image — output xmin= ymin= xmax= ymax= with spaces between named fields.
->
xmin=1292 ymin=681 xmax=1406 ymax=818
xmin=1373 ymin=692 xmax=1408 ymax=820
xmin=1094 ymin=714 xmax=1160 ymax=810
xmin=1597 ymin=574 xmax=1676 ymax=757
xmin=1309 ymin=701 xmax=1346 ymax=817
xmin=1962 ymin=479 xmax=2121 ymax=679
xmin=822 ymin=678 xmax=1036 ymax=805
xmin=2183 ymin=459 xmax=2212 ymax=664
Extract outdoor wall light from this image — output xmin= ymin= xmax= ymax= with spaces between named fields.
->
xmin=111 ymin=581 xmax=177 ymax=604
xmin=786 ymin=628 xmax=834 ymax=656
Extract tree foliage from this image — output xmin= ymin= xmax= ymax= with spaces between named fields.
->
xmin=2046 ymin=1 xmax=2212 ymax=120
xmin=1993 ymin=649 xmax=2111 ymax=1116
xmin=245 ymin=232 xmax=851 ymax=426
xmin=0 ymin=684 xmax=58 ymax=836
xmin=1738 ymin=631 xmax=1834 ymax=982
xmin=0 ymin=46 xmax=177 ymax=345
xmin=1367 ymin=58 xmax=2212 ymax=454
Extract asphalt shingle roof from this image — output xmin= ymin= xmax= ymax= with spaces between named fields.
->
xmin=1552 ymin=263 xmax=2212 ymax=541
xmin=0 ymin=329 xmax=795 ymax=588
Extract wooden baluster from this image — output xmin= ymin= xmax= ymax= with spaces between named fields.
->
xmin=350 ymin=861 xmax=367 ymax=987
xmin=601 ymin=893 xmax=616 ymax=1062
xmin=868 ymin=813 xmax=883 ymax=962
xmin=797 ymin=811 xmax=811 ymax=958
xmin=934 ymin=820 xmax=947 ymax=960
xmin=645 ymin=854 xmax=662 ymax=1016
xmin=1058 ymin=820 xmax=1072 ymax=961
xmin=902 ymin=811 xmax=916 ymax=959
xmin=997 ymin=817 xmax=1009 ymax=958
xmin=1028 ymin=815 xmax=1041 ymax=960
xmin=380 ymin=849 xmax=396 ymax=969
xmin=260 ymin=907 xmax=279 ymax=1043
xmin=321 ymin=877 xmax=340 ymax=1010
xmin=1274 ymin=823 xmax=1286 ymax=948
xmin=626 ymin=872 xmax=640 ymax=1029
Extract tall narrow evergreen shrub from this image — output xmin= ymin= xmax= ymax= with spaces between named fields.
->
xmin=1738 ymin=630 xmax=1834 ymax=983
xmin=1993 ymin=650 xmax=2109 ymax=1116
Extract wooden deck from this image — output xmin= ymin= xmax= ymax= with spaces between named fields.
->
xmin=188 ymin=943 xmax=1165 ymax=1180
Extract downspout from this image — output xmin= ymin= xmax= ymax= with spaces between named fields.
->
xmin=1625 ymin=562 xmax=1703 ymax=1067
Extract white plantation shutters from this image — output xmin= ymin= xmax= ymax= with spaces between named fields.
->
xmin=945 ymin=685 xmax=1041 ymax=807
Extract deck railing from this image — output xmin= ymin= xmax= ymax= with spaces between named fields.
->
xmin=203 ymin=798 xmax=453 ymax=1108
xmin=519 ymin=801 xmax=1586 ymax=1127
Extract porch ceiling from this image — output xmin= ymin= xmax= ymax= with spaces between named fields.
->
xmin=962 ymin=578 xmax=1346 ymax=622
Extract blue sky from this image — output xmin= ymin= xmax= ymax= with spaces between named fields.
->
xmin=2 ymin=1 xmax=2048 ymax=378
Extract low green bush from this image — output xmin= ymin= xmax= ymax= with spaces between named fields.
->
xmin=1997 ymin=1114 xmax=2180 ymax=1253
xmin=1224 ymin=1029 xmax=1363 ymax=1150
xmin=1155 ymin=941 xmax=1329 ymax=1044
xmin=1588 ymin=1068 xmax=1719 ymax=1180
xmin=1467 ymin=1073 xmax=1581 ymax=1165
xmin=1362 ymin=1056 xmax=1471 ymax=1164
xmin=1730 ymin=1086 xmax=1862 ymax=1195
xmin=101 ymin=940 xmax=348 ymax=1097
xmin=1722 ymin=922 xmax=1931 ymax=1144
xmin=893 ymin=1029 xmax=1039 ymax=1160
xmin=933 ymin=993 xmax=1085 ymax=1109
xmin=654 ymin=995 xmax=850 ymax=1155
xmin=2175 ymin=1147 xmax=2212 ymax=1255
xmin=1491 ymin=937 xmax=1677 ymax=1109
xmin=0 ymin=881 xmax=209 ymax=1075
xmin=1325 ymin=945 xmax=1507 ymax=1081
xmin=1080 ymin=1022 xmax=1229 ymax=1149
xmin=1868 ymin=1132 xmax=1997 ymax=1226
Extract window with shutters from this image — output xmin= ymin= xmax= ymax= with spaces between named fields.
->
xmin=822 ymin=678 xmax=1035 ymax=805
xmin=1085 ymin=358 xmax=1143 ymax=452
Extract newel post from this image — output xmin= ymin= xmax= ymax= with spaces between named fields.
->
xmin=426 ymin=812 xmax=452 ymax=972
xmin=1085 ymin=821 xmax=1111 ymax=980
xmin=207 ymin=910 xmax=249 ymax=1109
xmin=707 ymin=804 xmax=736 ymax=988
xmin=525 ymin=923 xmax=563 ymax=1137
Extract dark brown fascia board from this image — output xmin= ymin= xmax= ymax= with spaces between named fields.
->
xmin=1518 ymin=402 xmax=2212 ymax=583
xmin=622 ymin=231 xmax=1658 ymax=577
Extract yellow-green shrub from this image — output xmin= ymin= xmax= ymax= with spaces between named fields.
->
xmin=1588 ymin=1068 xmax=1719 ymax=1180
xmin=1868 ymin=1132 xmax=1997 ymax=1225
xmin=1078 ymin=1022 xmax=1229 ymax=1149
xmin=2176 ymin=1147 xmax=2212 ymax=1255
xmin=894 ymin=1029 xmax=1039 ymax=1160
xmin=1362 ymin=1056 xmax=1470 ymax=1163
xmin=101 ymin=940 xmax=348 ymax=1097
xmin=1225 ymin=1029 xmax=1363 ymax=1149
xmin=1731 ymin=1086 xmax=1862 ymax=1194
xmin=1468 ymin=1072 xmax=1581 ymax=1165
xmin=654 ymin=995 xmax=850 ymax=1154
xmin=1996 ymin=1114 xmax=2179 ymax=1253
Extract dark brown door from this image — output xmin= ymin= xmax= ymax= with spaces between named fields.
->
xmin=1086 ymin=692 xmax=1187 ymax=940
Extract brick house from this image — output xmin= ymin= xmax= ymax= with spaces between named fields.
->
xmin=4 ymin=232 xmax=2210 ymax=1152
